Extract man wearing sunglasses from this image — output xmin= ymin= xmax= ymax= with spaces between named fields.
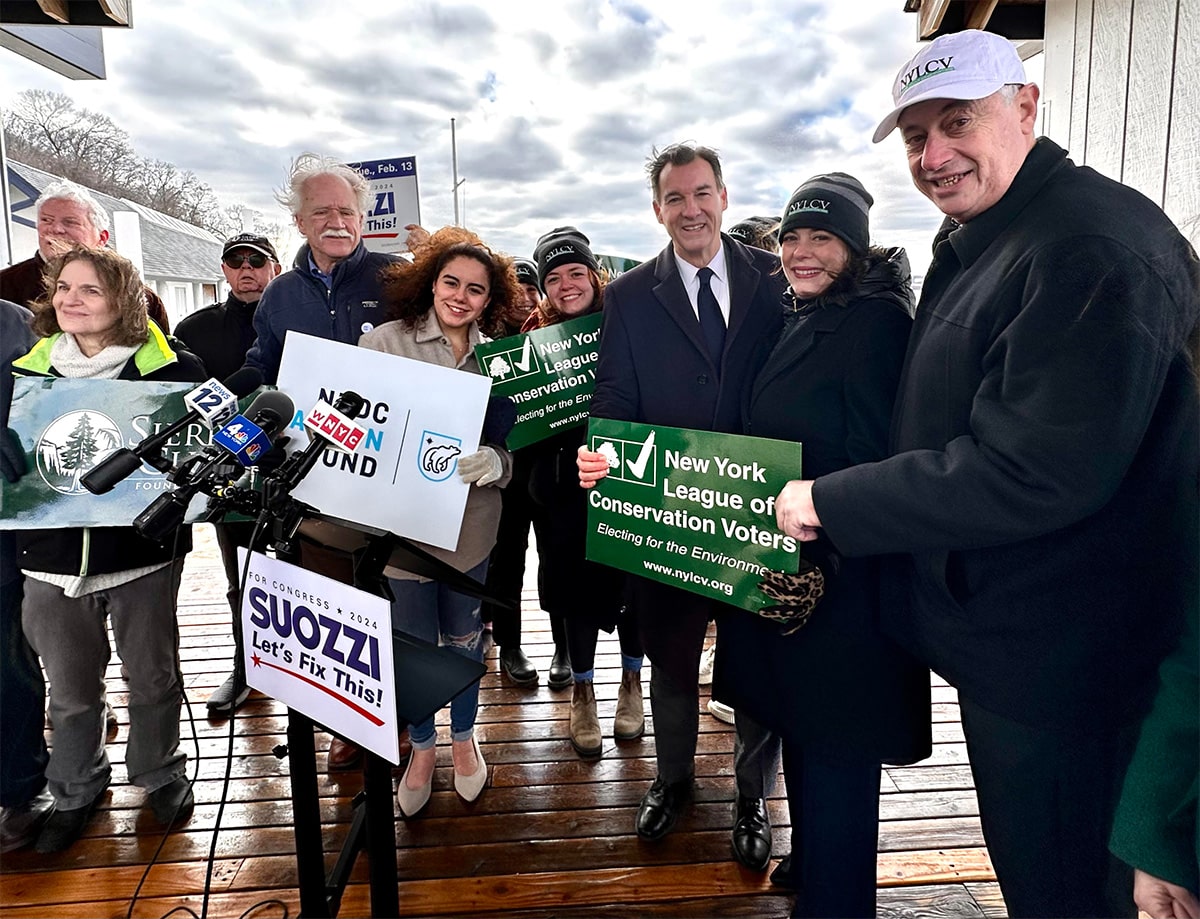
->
xmin=175 ymin=233 xmax=281 ymax=714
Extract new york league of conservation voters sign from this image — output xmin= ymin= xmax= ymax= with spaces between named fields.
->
xmin=584 ymin=418 xmax=804 ymax=612
xmin=474 ymin=313 xmax=601 ymax=451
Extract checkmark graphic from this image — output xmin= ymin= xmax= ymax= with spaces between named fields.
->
xmin=625 ymin=429 xmax=656 ymax=480
xmin=514 ymin=336 xmax=533 ymax=372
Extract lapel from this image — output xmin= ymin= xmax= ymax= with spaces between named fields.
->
xmin=750 ymin=302 xmax=855 ymax=403
xmin=649 ymin=237 xmax=763 ymax=374
xmin=650 ymin=245 xmax=714 ymax=369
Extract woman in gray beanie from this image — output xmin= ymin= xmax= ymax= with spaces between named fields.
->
xmin=712 ymin=173 xmax=931 ymax=918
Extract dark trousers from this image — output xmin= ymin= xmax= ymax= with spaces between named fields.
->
xmin=783 ymin=741 xmax=881 ymax=919
xmin=649 ymin=659 xmax=779 ymax=793
xmin=959 ymin=696 xmax=1137 ymax=919
xmin=214 ymin=521 xmax=257 ymax=672
xmin=0 ymin=574 xmax=48 ymax=806
xmin=564 ymin=608 xmax=642 ymax=674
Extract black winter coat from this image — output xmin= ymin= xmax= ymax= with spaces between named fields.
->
xmin=712 ymin=249 xmax=932 ymax=763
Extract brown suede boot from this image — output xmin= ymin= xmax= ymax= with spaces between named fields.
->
xmin=613 ymin=668 xmax=645 ymax=740
xmin=569 ymin=680 xmax=602 ymax=757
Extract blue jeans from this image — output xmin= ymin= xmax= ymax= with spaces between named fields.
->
xmin=387 ymin=559 xmax=487 ymax=749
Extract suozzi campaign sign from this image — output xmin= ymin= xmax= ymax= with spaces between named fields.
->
xmin=239 ymin=549 xmax=399 ymax=763
xmin=474 ymin=313 xmax=601 ymax=450
xmin=345 ymin=156 xmax=420 ymax=255
xmin=584 ymin=419 xmax=803 ymax=612
xmin=1 ymin=379 xmax=252 ymax=528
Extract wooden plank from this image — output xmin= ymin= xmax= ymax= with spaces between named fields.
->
xmin=1069 ymin=0 xmax=1096 ymax=158
xmin=1165 ymin=0 xmax=1200 ymax=241
xmin=1083 ymin=0 xmax=1133 ymax=179
xmin=966 ymin=0 xmax=1002 ymax=30
xmin=966 ymin=880 xmax=1010 ymax=917
xmin=1120 ymin=0 xmax=1175 ymax=203
xmin=920 ymin=0 xmax=954 ymax=37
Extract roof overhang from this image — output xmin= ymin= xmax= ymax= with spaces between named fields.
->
xmin=0 ymin=0 xmax=131 ymax=79
xmin=903 ymin=0 xmax=1046 ymax=56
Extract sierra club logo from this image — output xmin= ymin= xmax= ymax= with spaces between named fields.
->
xmin=900 ymin=56 xmax=955 ymax=94
xmin=36 ymin=409 xmax=124 ymax=495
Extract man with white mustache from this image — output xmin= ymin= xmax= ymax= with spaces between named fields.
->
xmin=242 ymin=153 xmax=401 ymax=772
xmin=245 ymin=153 xmax=400 ymax=384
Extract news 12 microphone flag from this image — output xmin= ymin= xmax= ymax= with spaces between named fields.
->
xmin=275 ymin=333 xmax=492 ymax=551
xmin=0 ymin=378 xmax=258 ymax=528
xmin=238 ymin=548 xmax=400 ymax=763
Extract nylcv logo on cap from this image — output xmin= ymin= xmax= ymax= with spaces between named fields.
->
xmin=546 ymin=244 xmax=578 ymax=260
xmin=901 ymin=56 xmax=956 ymax=94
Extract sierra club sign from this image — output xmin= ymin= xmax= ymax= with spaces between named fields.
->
xmin=474 ymin=312 xmax=601 ymax=450
xmin=584 ymin=418 xmax=803 ymax=612
xmin=0 ymin=378 xmax=259 ymax=529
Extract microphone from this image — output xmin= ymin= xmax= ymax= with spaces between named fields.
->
xmin=83 ymin=366 xmax=263 ymax=494
xmin=267 ymin=390 xmax=366 ymax=495
xmin=210 ymin=390 xmax=297 ymax=467
xmin=132 ymin=390 xmax=294 ymax=543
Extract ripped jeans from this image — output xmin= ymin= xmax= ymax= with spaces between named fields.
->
xmin=386 ymin=558 xmax=487 ymax=749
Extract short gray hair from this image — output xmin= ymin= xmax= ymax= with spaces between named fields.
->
xmin=275 ymin=152 xmax=370 ymax=216
xmin=35 ymin=180 xmax=110 ymax=234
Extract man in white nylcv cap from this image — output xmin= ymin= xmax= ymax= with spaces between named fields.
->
xmin=772 ymin=28 xmax=1200 ymax=919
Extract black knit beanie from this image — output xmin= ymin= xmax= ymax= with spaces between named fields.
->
xmin=513 ymin=258 xmax=540 ymax=291
xmin=778 ymin=173 xmax=873 ymax=255
xmin=533 ymin=226 xmax=599 ymax=287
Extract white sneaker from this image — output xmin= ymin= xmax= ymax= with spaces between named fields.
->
xmin=707 ymin=699 xmax=735 ymax=724
xmin=697 ymin=644 xmax=716 ymax=686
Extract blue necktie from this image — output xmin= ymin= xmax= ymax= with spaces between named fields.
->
xmin=697 ymin=267 xmax=726 ymax=367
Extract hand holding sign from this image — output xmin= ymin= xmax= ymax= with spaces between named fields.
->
xmin=577 ymin=443 xmax=610 ymax=489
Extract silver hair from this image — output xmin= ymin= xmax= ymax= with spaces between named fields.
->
xmin=35 ymin=180 xmax=110 ymax=234
xmin=275 ymin=152 xmax=370 ymax=216
xmin=998 ymin=83 xmax=1023 ymax=103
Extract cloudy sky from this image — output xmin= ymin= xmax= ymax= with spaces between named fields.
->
xmin=0 ymin=0 xmax=1043 ymax=278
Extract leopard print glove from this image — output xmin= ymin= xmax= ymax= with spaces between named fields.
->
xmin=756 ymin=561 xmax=825 ymax=635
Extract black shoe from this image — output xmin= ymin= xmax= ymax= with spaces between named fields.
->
xmin=0 ymin=789 xmax=56 ymax=854
xmin=206 ymin=669 xmax=250 ymax=714
xmin=547 ymin=646 xmax=572 ymax=690
xmin=731 ymin=794 xmax=772 ymax=871
xmin=770 ymin=853 xmax=796 ymax=888
xmin=635 ymin=775 xmax=693 ymax=841
xmin=34 ymin=788 xmax=105 ymax=854
xmin=148 ymin=776 xmax=194 ymax=826
xmin=499 ymin=647 xmax=538 ymax=686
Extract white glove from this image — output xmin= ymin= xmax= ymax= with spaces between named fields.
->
xmin=458 ymin=446 xmax=504 ymax=486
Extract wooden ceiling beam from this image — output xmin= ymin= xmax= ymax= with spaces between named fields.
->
xmin=965 ymin=0 xmax=1001 ymax=30
xmin=34 ymin=0 xmax=69 ymax=23
xmin=918 ymin=0 xmax=953 ymax=39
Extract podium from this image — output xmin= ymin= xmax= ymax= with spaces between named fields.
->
xmin=247 ymin=520 xmax=507 ymax=918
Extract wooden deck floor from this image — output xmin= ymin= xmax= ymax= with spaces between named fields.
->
xmin=0 ymin=525 xmax=1006 ymax=918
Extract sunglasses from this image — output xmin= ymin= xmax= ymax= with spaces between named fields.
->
xmin=223 ymin=252 xmax=270 ymax=269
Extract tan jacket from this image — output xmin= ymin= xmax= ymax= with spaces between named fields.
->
xmin=357 ymin=312 xmax=511 ymax=580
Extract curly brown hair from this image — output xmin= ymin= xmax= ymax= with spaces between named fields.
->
xmin=378 ymin=226 xmax=522 ymax=337
xmin=31 ymin=246 xmax=149 ymax=346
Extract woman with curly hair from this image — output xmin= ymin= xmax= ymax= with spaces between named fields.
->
xmin=358 ymin=226 xmax=521 ymax=816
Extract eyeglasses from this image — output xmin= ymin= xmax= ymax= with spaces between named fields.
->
xmin=223 ymin=252 xmax=270 ymax=269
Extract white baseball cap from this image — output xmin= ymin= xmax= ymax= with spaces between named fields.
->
xmin=873 ymin=29 xmax=1027 ymax=143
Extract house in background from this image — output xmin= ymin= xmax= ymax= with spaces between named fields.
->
xmin=901 ymin=0 xmax=1198 ymax=242
xmin=5 ymin=160 xmax=226 ymax=327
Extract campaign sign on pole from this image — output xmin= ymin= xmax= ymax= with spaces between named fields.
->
xmin=0 ymin=378 xmax=244 ymax=528
xmin=346 ymin=157 xmax=420 ymax=255
xmin=584 ymin=419 xmax=803 ymax=612
xmin=474 ymin=313 xmax=601 ymax=450
xmin=275 ymin=333 xmax=490 ymax=550
xmin=239 ymin=549 xmax=399 ymax=763
xmin=596 ymin=253 xmax=641 ymax=281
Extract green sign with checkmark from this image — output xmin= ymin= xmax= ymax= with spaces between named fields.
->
xmin=474 ymin=313 xmax=602 ymax=450
xmin=584 ymin=418 xmax=803 ymax=612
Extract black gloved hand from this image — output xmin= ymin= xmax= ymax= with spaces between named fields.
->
xmin=1 ymin=428 xmax=27 ymax=484
xmin=755 ymin=559 xmax=826 ymax=634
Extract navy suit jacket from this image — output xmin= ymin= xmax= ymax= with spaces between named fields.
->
xmin=590 ymin=234 xmax=785 ymax=682
xmin=591 ymin=235 xmax=784 ymax=433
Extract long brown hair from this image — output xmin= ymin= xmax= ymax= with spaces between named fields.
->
xmin=31 ymin=246 xmax=149 ymax=346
